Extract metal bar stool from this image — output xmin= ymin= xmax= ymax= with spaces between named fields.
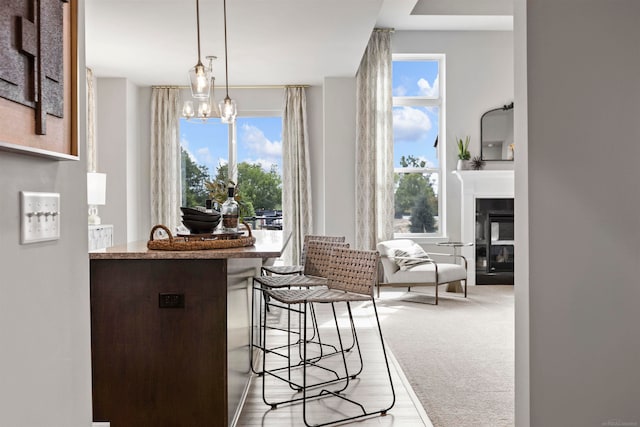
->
xmin=261 ymin=247 xmax=396 ymax=426
xmin=251 ymin=239 xmax=354 ymax=377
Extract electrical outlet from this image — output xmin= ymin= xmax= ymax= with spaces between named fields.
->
xmin=159 ymin=293 xmax=185 ymax=308
xmin=20 ymin=191 xmax=61 ymax=244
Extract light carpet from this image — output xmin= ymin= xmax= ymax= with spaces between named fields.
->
xmin=375 ymin=285 xmax=514 ymax=427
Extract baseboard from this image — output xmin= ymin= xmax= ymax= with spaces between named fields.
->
xmin=385 ymin=346 xmax=434 ymax=427
xmin=229 ymin=367 xmax=256 ymax=427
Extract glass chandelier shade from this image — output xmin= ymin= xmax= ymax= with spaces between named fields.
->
xmin=188 ymin=0 xmax=210 ymax=99
xmin=198 ymin=99 xmax=213 ymax=118
xmin=220 ymin=0 xmax=236 ymax=124
xmin=219 ymin=96 xmax=237 ymax=124
xmin=188 ymin=61 xmax=211 ymax=99
xmin=182 ymin=100 xmax=195 ymax=119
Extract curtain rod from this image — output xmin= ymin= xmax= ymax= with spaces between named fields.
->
xmin=151 ymin=84 xmax=310 ymax=89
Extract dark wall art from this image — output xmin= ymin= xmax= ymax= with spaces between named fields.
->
xmin=0 ymin=0 xmax=77 ymax=160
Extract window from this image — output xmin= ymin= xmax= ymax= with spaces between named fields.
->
xmin=392 ymin=55 xmax=445 ymax=237
xmin=179 ymin=115 xmax=283 ymax=225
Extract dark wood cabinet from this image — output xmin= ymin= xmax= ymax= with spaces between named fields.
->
xmin=89 ymin=232 xmax=284 ymax=426
xmin=90 ymin=259 xmax=228 ymax=426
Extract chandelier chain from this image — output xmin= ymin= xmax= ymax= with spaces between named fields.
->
xmin=223 ymin=0 xmax=229 ymax=97
xmin=196 ymin=0 xmax=202 ymax=64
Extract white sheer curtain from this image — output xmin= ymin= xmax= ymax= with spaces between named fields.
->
xmin=86 ymin=67 xmax=96 ymax=172
xmin=282 ymin=87 xmax=313 ymax=264
xmin=355 ymin=29 xmax=394 ymax=250
xmin=150 ymin=87 xmax=182 ymax=233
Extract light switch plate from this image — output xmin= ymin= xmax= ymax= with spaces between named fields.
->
xmin=20 ymin=191 xmax=61 ymax=244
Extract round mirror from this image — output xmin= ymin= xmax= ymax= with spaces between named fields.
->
xmin=481 ymin=102 xmax=514 ymax=161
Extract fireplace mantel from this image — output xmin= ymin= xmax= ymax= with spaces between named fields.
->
xmin=453 ymin=170 xmax=514 ymax=286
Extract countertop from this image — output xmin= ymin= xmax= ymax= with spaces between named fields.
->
xmin=89 ymin=229 xmax=289 ymax=260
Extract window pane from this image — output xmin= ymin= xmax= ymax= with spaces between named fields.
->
xmin=236 ymin=117 xmax=283 ymax=178
xmin=235 ymin=117 xmax=283 ymax=225
xmin=179 ymin=118 xmax=229 ymax=207
xmin=393 ymin=106 xmax=439 ymax=169
xmin=392 ymin=60 xmax=439 ymax=98
xmin=394 ymin=172 xmax=439 ymax=234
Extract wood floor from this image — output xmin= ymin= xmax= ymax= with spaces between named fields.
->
xmin=234 ymin=300 xmax=432 ymax=426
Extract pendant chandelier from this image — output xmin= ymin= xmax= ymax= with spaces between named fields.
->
xmin=219 ymin=0 xmax=237 ymax=124
xmin=188 ymin=0 xmax=211 ymax=99
xmin=181 ymin=0 xmax=237 ymax=123
xmin=182 ymin=55 xmax=218 ymax=121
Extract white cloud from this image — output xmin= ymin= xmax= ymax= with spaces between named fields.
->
xmin=417 ymin=155 xmax=436 ymax=169
xmin=393 ymin=85 xmax=408 ymax=96
xmin=430 ymin=173 xmax=439 ymax=196
xmin=244 ymin=157 xmax=280 ymax=173
xmin=241 ymin=123 xmax=282 ymax=158
xmin=180 ymin=137 xmax=198 ymax=163
xmin=417 ymin=74 xmax=439 ymax=97
xmin=196 ymin=147 xmax=214 ymax=166
xmin=393 ymin=106 xmax=432 ymax=142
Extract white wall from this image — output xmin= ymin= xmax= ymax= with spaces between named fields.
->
xmin=322 ymin=77 xmax=357 ymax=244
xmin=0 ymin=1 xmax=93 ymax=425
xmin=96 ymin=79 xmax=151 ymax=244
xmin=527 ymin=1 xmax=640 ymax=425
xmin=97 ymin=78 xmax=127 ymax=244
xmin=392 ymin=31 xmax=514 ymax=242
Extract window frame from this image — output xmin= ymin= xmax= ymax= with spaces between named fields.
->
xmin=392 ymin=54 xmax=448 ymax=241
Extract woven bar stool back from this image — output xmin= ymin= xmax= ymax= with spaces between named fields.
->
xmin=327 ymin=247 xmax=379 ymax=296
xmin=304 ymin=240 xmax=350 ymax=278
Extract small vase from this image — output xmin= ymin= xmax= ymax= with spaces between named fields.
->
xmin=457 ymin=159 xmax=469 ymax=170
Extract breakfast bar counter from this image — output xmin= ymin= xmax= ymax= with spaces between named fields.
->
xmin=89 ymin=230 xmax=287 ymax=427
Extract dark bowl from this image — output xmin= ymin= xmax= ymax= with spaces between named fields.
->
xmin=180 ymin=206 xmax=221 ymax=219
xmin=182 ymin=217 xmax=221 ymax=234
xmin=182 ymin=213 xmax=220 ymax=223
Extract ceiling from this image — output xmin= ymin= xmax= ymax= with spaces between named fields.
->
xmin=84 ymin=0 xmax=513 ymax=87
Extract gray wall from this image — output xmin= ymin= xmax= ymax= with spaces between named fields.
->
xmin=526 ymin=1 xmax=640 ymax=425
xmin=0 ymin=1 xmax=93 ymax=425
xmin=514 ymin=0 xmax=529 ymax=423
xmin=96 ymin=79 xmax=151 ymax=244
xmin=392 ymin=31 xmax=514 ymax=242
xmin=322 ymin=77 xmax=357 ymax=244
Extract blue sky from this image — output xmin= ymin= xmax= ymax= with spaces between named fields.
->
xmin=181 ymin=60 xmax=439 ymax=178
xmin=180 ymin=116 xmax=283 ymax=178
xmin=392 ymin=60 xmax=440 ymax=170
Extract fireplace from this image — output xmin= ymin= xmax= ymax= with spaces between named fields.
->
xmin=475 ymin=199 xmax=514 ymax=285
xmin=453 ymin=170 xmax=514 ymax=286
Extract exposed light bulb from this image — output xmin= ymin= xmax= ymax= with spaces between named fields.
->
xmin=182 ymin=101 xmax=195 ymax=119
xmin=219 ymin=97 xmax=237 ymax=124
xmin=198 ymin=101 xmax=211 ymax=118
xmin=195 ymin=66 xmax=207 ymax=93
xmin=189 ymin=63 xmax=210 ymax=99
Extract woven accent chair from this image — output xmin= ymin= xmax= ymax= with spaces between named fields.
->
xmin=250 ymin=240 xmax=351 ymax=375
xmin=261 ymin=234 xmax=346 ymax=276
xmin=261 ymin=247 xmax=396 ymax=427
xmin=377 ymin=239 xmax=468 ymax=305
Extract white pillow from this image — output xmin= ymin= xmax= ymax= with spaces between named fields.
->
xmin=393 ymin=245 xmax=432 ymax=271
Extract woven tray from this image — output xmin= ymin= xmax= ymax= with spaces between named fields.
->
xmin=147 ymin=222 xmax=256 ymax=251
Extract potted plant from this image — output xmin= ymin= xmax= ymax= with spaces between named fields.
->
xmin=456 ymin=136 xmax=471 ymax=170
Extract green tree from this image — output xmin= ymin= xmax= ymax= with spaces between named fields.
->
xmin=410 ymin=195 xmax=436 ymax=232
xmin=181 ymin=147 xmax=211 ymax=207
xmin=399 ymin=155 xmax=426 ymax=168
xmin=394 ymin=155 xmax=438 ymax=231
xmin=211 ymin=162 xmax=282 ymax=216
xmin=395 ymin=174 xmax=432 ymax=215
